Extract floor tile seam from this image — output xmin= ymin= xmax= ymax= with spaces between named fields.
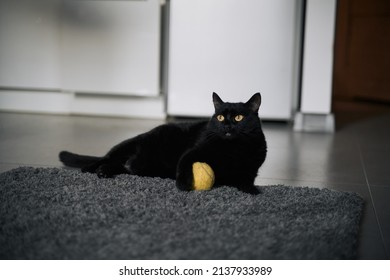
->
xmin=358 ymin=143 xmax=390 ymax=258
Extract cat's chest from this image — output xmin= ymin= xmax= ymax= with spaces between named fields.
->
xmin=206 ymin=138 xmax=260 ymax=159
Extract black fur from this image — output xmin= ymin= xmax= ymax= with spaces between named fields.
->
xmin=59 ymin=93 xmax=267 ymax=194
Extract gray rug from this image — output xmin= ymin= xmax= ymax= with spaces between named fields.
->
xmin=0 ymin=167 xmax=364 ymax=260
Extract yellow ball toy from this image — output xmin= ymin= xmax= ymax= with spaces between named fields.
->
xmin=192 ymin=162 xmax=215 ymax=191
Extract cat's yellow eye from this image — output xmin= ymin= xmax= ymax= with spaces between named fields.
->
xmin=216 ymin=115 xmax=225 ymax=122
xmin=234 ymin=115 xmax=244 ymax=122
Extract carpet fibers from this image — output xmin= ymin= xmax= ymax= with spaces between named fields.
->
xmin=0 ymin=167 xmax=364 ymax=259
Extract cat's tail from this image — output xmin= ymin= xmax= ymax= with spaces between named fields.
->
xmin=59 ymin=151 xmax=102 ymax=168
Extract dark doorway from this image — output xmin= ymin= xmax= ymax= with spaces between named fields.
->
xmin=332 ymin=0 xmax=390 ymax=127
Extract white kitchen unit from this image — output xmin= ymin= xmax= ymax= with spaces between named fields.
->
xmin=61 ymin=0 xmax=160 ymax=96
xmin=167 ymin=0 xmax=302 ymax=120
xmin=0 ymin=0 xmax=163 ymax=118
xmin=0 ymin=0 xmax=62 ymax=90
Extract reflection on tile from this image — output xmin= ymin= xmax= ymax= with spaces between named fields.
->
xmin=0 ymin=112 xmax=163 ymax=167
xmin=360 ymin=149 xmax=390 ymax=186
xmin=260 ymin=139 xmax=367 ymax=185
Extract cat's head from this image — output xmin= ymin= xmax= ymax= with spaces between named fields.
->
xmin=208 ymin=92 xmax=262 ymax=139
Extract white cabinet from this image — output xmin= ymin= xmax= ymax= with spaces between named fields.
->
xmin=0 ymin=0 xmax=160 ymax=96
xmin=167 ymin=0 xmax=302 ymax=120
xmin=61 ymin=0 xmax=160 ymax=96
xmin=0 ymin=0 xmax=62 ymax=89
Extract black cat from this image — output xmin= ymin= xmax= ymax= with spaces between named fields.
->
xmin=59 ymin=92 xmax=267 ymax=194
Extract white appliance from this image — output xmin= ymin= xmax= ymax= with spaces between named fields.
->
xmin=0 ymin=0 xmax=160 ymax=96
xmin=167 ymin=0 xmax=302 ymax=120
xmin=61 ymin=0 xmax=161 ymax=96
xmin=0 ymin=0 xmax=163 ymax=118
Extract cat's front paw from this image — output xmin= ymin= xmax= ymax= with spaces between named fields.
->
xmin=176 ymin=169 xmax=194 ymax=191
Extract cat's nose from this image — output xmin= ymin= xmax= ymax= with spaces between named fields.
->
xmin=224 ymin=126 xmax=232 ymax=137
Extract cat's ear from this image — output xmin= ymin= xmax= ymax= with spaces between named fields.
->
xmin=212 ymin=92 xmax=224 ymax=110
xmin=246 ymin=93 xmax=262 ymax=113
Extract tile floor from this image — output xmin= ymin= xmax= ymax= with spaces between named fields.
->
xmin=0 ymin=111 xmax=389 ymax=259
